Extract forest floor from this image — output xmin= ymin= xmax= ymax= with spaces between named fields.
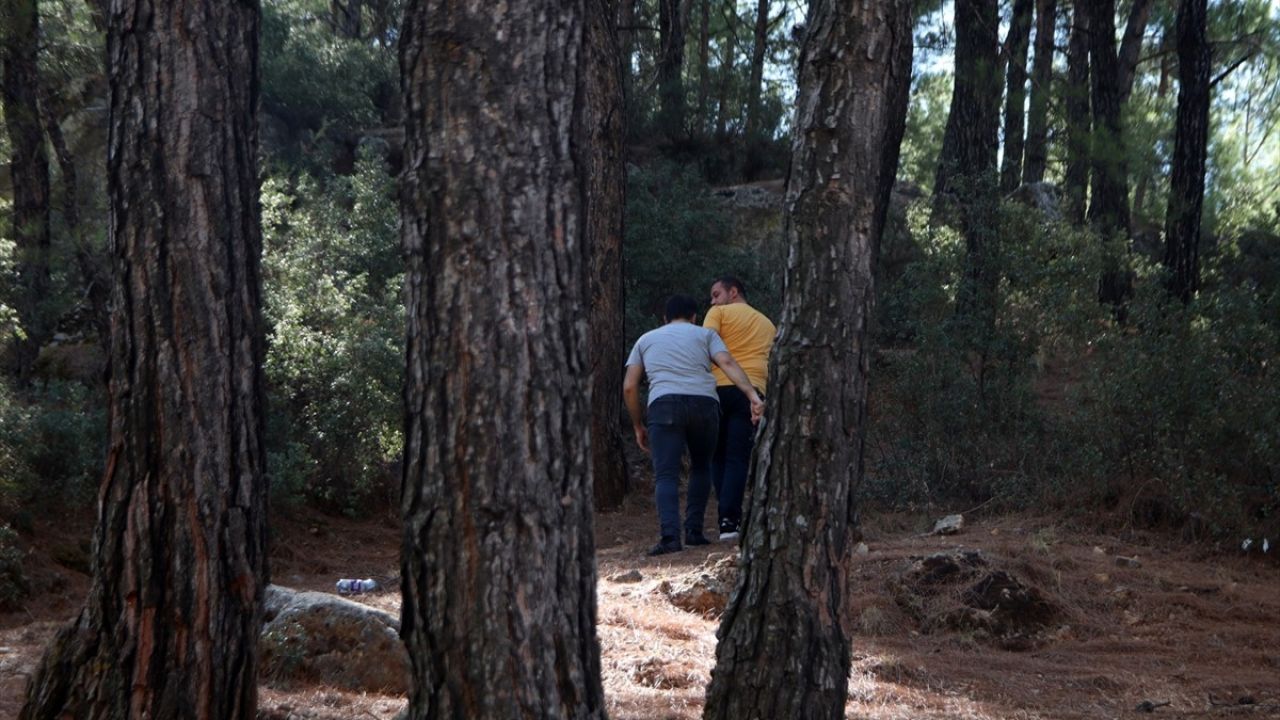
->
xmin=1 ymin=497 xmax=1278 ymax=719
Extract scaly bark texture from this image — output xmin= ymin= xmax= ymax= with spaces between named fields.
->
xmin=701 ymin=0 xmax=913 ymax=717
xmin=398 ymin=0 xmax=607 ymax=717
xmin=2 ymin=0 xmax=52 ymax=377
xmin=1000 ymin=0 xmax=1034 ymax=192
xmin=1022 ymin=0 xmax=1056 ymax=184
xmin=19 ymin=0 xmax=269 ymax=717
xmin=585 ymin=0 xmax=630 ymax=511
xmin=1164 ymin=0 xmax=1210 ymax=303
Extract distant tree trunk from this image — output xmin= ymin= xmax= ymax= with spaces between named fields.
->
xmin=702 ymin=0 xmax=913 ymax=716
xmin=1064 ymin=1 xmax=1091 ymax=224
xmin=330 ymin=0 xmax=362 ymax=37
xmin=697 ymin=0 xmax=712 ymax=136
xmin=39 ymin=91 xmax=111 ymax=350
xmin=2 ymin=0 xmax=52 ymax=378
xmin=1000 ymin=0 xmax=1034 ymax=192
xmin=934 ymin=0 xmax=1001 ymax=205
xmin=934 ymin=0 xmax=1001 ymax=327
xmin=1163 ymin=0 xmax=1209 ymax=303
xmin=398 ymin=0 xmax=607 ymax=716
xmin=715 ymin=7 xmax=736 ymax=139
xmin=18 ymin=0 xmax=268 ymax=716
xmin=1117 ymin=0 xmax=1156 ymax=104
xmin=585 ymin=0 xmax=629 ymax=511
xmin=658 ymin=0 xmax=686 ymax=139
xmin=1022 ymin=0 xmax=1056 ymax=184
xmin=743 ymin=0 xmax=770 ymax=141
xmin=619 ymin=0 xmax=636 ymax=120
xmin=1084 ymin=0 xmax=1132 ymax=305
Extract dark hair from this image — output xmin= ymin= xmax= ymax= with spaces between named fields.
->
xmin=713 ymin=275 xmax=746 ymax=297
xmin=664 ymin=294 xmax=699 ymax=322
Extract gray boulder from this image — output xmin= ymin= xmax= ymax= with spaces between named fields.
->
xmin=260 ymin=584 xmax=409 ymax=694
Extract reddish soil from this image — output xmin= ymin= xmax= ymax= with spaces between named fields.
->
xmin=2 ymin=500 xmax=1277 ymax=719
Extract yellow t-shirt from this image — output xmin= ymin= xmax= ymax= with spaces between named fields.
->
xmin=703 ymin=303 xmax=776 ymax=393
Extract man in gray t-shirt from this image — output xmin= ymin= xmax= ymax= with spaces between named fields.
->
xmin=623 ymin=295 xmax=764 ymax=556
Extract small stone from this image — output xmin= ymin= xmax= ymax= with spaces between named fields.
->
xmin=309 ymin=526 xmax=320 ymax=536
xmin=855 ymin=542 xmax=869 ymax=556
xmin=1115 ymin=556 xmax=1142 ymax=568
xmin=1094 ymin=573 xmax=1110 ymax=583
xmin=932 ymin=514 xmax=965 ymax=536
xmin=610 ymin=569 xmax=644 ymax=584
xmin=1093 ymin=546 xmax=1107 ymax=555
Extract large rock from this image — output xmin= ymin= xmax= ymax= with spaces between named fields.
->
xmin=259 ymin=584 xmax=409 ymax=694
xmin=659 ymin=555 xmax=738 ymax=618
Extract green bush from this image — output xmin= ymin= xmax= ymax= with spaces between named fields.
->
xmin=868 ymin=198 xmax=1280 ymax=538
xmin=624 ymin=162 xmax=782 ymax=343
xmin=0 ymin=524 xmax=27 ymax=611
xmin=0 ymin=379 xmax=106 ymax=515
xmin=262 ymin=147 xmax=403 ymax=515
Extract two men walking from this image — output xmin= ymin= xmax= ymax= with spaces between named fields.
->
xmin=624 ymin=279 xmax=776 ymax=555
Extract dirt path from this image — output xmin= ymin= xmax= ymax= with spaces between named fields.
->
xmin=2 ymin=501 xmax=1277 ymax=719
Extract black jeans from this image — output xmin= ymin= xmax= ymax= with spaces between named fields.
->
xmin=712 ymin=385 xmax=756 ymax=526
xmin=647 ymin=394 xmax=719 ymax=540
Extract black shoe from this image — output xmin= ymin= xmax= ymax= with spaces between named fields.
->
xmin=719 ymin=518 xmax=740 ymax=541
xmin=685 ymin=532 xmax=711 ymax=546
xmin=647 ymin=537 xmax=682 ymax=556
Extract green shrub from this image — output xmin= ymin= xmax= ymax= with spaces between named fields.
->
xmin=0 ymin=524 xmax=27 ymax=611
xmin=0 ymin=379 xmax=106 ymax=515
xmin=624 ymin=162 xmax=782 ymax=343
xmin=262 ymin=147 xmax=403 ymax=515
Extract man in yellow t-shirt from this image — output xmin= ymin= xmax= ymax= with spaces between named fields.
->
xmin=703 ymin=276 xmax=776 ymax=541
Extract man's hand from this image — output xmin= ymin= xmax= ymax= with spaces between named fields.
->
xmin=750 ymin=395 xmax=765 ymax=425
xmin=634 ymin=425 xmax=650 ymax=453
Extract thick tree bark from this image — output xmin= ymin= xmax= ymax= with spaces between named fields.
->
xmin=1022 ymin=0 xmax=1056 ymax=184
xmin=1000 ymin=0 xmax=1034 ymax=192
xmin=19 ymin=0 xmax=268 ymax=717
xmin=1064 ymin=0 xmax=1091 ymax=224
xmin=398 ymin=0 xmax=606 ymax=717
xmin=2 ymin=0 xmax=52 ymax=378
xmin=1084 ymin=0 xmax=1132 ymax=305
xmin=934 ymin=0 xmax=1001 ymax=205
xmin=1163 ymin=0 xmax=1209 ymax=303
xmin=701 ymin=0 xmax=913 ymax=717
xmin=585 ymin=0 xmax=630 ymax=511
xmin=743 ymin=0 xmax=770 ymax=141
xmin=658 ymin=0 xmax=687 ymax=139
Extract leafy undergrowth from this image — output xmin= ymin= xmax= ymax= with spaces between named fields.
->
xmin=1 ymin=501 xmax=1278 ymax=719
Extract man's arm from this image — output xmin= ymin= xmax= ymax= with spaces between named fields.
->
xmin=622 ymin=363 xmax=649 ymax=452
xmin=712 ymin=351 xmax=765 ymax=423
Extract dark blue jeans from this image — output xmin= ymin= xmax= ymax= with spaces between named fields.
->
xmin=647 ymin=394 xmax=720 ymax=541
xmin=712 ymin=385 xmax=756 ymax=526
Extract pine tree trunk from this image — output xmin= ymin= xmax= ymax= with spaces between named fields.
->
xmin=716 ymin=10 xmax=736 ymax=139
xmin=743 ymin=0 xmax=770 ymax=141
xmin=619 ymin=0 xmax=636 ymax=122
xmin=1163 ymin=0 xmax=1209 ymax=303
xmin=702 ymin=0 xmax=913 ymax=716
xmin=1064 ymin=1 xmax=1091 ymax=224
xmin=1022 ymin=0 xmax=1056 ymax=184
xmin=586 ymin=0 xmax=630 ymax=512
xmin=1084 ymin=0 xmax=1132 ymax=305
xmin=934 ymin=0 xmax=1001 ymax=205
xmin=19 ymin=0 xmax=268 ymax=716
xmin=697 ymin=0 xmax=712 ymax=136
xmin=658 ymin=0 xmax=687 ymax=139
xmin=1000 ymin=0 xmax=1034 ymax=192
xmin=398 ymin=0 xmax=607 ymax=717
xmin=1117 ymin=0 xmax=1156 ymax=104
xmin=2 ymin=0 xmax=52 ymax=378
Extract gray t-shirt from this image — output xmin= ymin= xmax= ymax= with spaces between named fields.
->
xmin=626 ymin=321 xmax=729 ymax=405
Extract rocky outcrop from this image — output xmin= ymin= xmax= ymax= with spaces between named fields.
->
xmin=259 ymin=584 xmax=409 ymax=694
